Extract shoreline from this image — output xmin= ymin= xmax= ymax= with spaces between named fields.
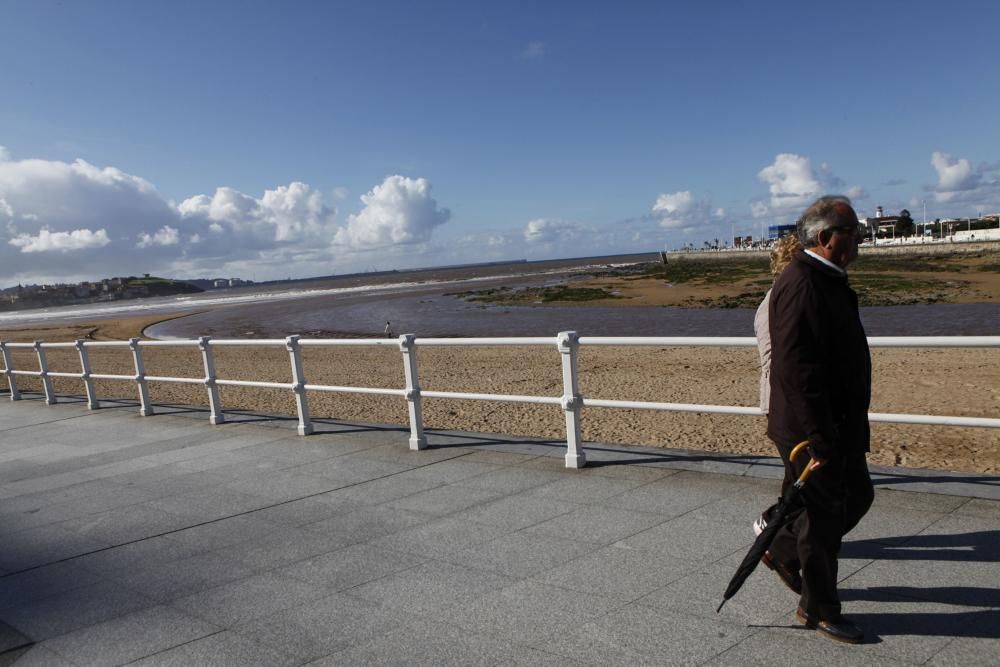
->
xmin=2 ymin=249 xmax=996 ymax=476
xmin=2 ymin=313 xmax=997 ymax=475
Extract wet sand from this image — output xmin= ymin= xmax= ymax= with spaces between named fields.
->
xmin=2 ymin=312 xmax=997 ymax=474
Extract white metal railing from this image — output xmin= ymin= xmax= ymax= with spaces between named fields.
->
xmin=1 ymin=333 xmax=998 ymax=468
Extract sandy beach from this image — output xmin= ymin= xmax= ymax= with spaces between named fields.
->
xmin=2 ymin=310 xmax=997 ymax=474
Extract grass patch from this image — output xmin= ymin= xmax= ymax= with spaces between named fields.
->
xmin=853 ymin=255 xmax=965 ymax=272
xmin=614 ymin=258 xmax=771 ymax=284
xmin=448 ymin=285 xmax=621 ymax=304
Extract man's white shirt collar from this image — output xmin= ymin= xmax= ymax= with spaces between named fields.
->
xmin=804 ymin=249 xmax=847 ymax=275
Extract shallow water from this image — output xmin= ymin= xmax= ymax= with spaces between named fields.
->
xmin=146 ymin=284 xmax=1000 ymax=339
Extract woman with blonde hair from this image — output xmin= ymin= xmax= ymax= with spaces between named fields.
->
xmin=755 ymin=233 xmax=803 ymax=415
xmin=752 ymin=232 xmax=802 ymax=538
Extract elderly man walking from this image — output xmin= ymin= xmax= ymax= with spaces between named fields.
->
xmin=761 ymin=195 xmax=874 ymax=644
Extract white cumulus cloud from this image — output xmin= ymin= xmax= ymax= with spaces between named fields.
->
xmin=523 ymin=218 xmax=580 ymax=244
xmin=334 ymin=176 xmax=450 ymax=249
xmin=9 ymin=227 xmax=110 ymax=253
xmin=137 ymin=225 xmax=180 ymax=248
xmin=930 ymin=151 xmax=981 ymax=202
xmin=756 ymin=153 xmax=823 ymax=211
xmin=751 ymin=153 xmax=857 ymax=219
xmin=0 ymin=150 xmax=453 ymax=285
xmin=651 ymin=190 xmax=722 ymax=229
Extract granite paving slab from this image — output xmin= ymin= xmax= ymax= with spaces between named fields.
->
xmin=346 ymin=560 xmax=516 ymax=614
xmin=537 ymin=603 xmax=753 ymax=665
xmin=535 ymin=543 xmax=705 ymax=603
xmin=438 ymin=580 xmax=621 ymax=645
xmin=451 ymin=494 xmax=580 ymax=531
xmin=519 ymin=504 xmax=672 ymax=545
xmin=170 ymin=571 xmax=331 ymax=627
xmin=3 ymin=578 xmax=154 ymax=641
xmin=231 ymin=593 xmax=411 ymax=662
xmin=127 ymin=630 xmax=300 ymax=667
xmin=0 ymin=561 xmax=104 ymax=612
xmin=707 ymin=627 xmax=915 ymax=666
xmin=301 ymin=505 xmax=433 ymax=544
xmin=313 ymin=617 xmax=540 ymax=666
xmin=276 ymin=543 xmax=426 ymax=591
xmin=41 ymin=605 xmax=220 ymax=666
xmin=383 ymin=482 xmax=506 ymax=516
xmin=443 ymin=530 xmax=600 ymax=579
xmin=368 ymin=515 xmax=511 ymax=557
xmin=3 ymin=399 xmax=1000 ymax=664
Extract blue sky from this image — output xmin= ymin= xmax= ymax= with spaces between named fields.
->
xmin=2 ymin=0 xmax=998 ymax=285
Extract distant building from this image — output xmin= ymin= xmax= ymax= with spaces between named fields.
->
xmin=767 ymin=224 xmax=796 ymax=240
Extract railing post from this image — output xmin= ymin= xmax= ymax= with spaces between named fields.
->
xmin=34 ymin=341 xmax=56 ymax=405
xmin=399 ymin=334 xmax=427 ymax=450
xmin=557 ymin=331 xmax=586 ymax=469
xmin=75 ymin=339 xmax=100 ymax=409
xmin=285 ymin=335 xmax=313 ymax=435
xmin=0 ymin=341 xmax=21 ymax=401
xmin=198 ymin=336 xmax=224 ymax=425
xmin=129 ymin=337 xmax=154 ymax=416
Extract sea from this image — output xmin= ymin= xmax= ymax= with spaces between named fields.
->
xmin=2 ymin=254 xmax=998 ymax=339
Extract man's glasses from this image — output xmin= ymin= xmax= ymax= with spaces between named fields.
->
xmin=827 ymin=225 xmax=866 ymax=241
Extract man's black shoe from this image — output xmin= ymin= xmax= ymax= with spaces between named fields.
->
xmin=761 ymin=550 xmax=802 ymax=594
xmin=796 ymin=607 xmax=864 ymax=644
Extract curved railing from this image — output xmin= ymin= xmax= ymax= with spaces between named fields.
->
xmin=2 ymin=334 xmax=998 ymax=468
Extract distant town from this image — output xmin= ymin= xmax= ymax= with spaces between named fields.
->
xmin=0 ymin=275 xmax=254 ymax=311
xmin=686 ymin=209 xmax=1000 ymax=252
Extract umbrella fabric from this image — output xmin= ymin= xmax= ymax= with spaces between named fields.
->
xmin=717 ymin=440 xmax=814 ymax=613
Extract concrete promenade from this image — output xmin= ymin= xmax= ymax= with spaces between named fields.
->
xmin=1 ymin=396 xmax=998 ymax=665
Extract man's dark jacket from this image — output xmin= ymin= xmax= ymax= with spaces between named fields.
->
xmin=767 ymin=250 xmax=871 ymax=459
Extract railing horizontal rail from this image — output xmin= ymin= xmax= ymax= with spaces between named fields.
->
xmin=421 ymin=390 xmax=563 ymax=405
xmin=583 ymin=397 xmax=763 ymax=416
xmin=215 ymin=379 xmax=292 ymax=390
xmin=3 ymin=332 xmax=997 ymax=469
xmin=299 ymin=339 xmax=400 ymax=347
xmin=578 ymin=336 xmax=1000 ymax=348
xmin=144 ymin=375 xmax=204 ymax=385
xmin=867 ymin=336 xmax=1000 ymax=348
xmin=580 ymin=336 xmax=756 ymax=347
xmin=136 ymin=340 xmax=200 ymax=348
xmin=868 ymin=412 xmax=1000 ymax=428
xmin=304 ymin=384 xmax=407 ymax=396
xmin=418 ymin=337 xmax=555 ymax=346
xmin=206 ymin=339 xmax=286 ymax=347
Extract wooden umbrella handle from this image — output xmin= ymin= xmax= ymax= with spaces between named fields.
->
xmin=790 ymin=440 xmax=815 ymax=485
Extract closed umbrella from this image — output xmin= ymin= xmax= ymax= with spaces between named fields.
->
xmin=717 ymin=440 xmax=816 ymax=613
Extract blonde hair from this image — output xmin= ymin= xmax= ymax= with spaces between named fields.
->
xmin=770 ymin=234 xmax=802 ymax=275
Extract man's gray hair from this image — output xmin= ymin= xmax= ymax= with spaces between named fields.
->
xmin=796 ymin=195 xmax=853 ymax=247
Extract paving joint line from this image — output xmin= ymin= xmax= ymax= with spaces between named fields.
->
xmin=0 ymin=449 xmax=477 ymax=578
xmin=0 ymin=410 xmax=100 ymax=434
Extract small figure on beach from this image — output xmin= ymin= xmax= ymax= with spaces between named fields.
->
xmin=759 ymin=195 xmax=874 ymax=644
xmin=384 ymin=321 xmax=393 ymax=338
